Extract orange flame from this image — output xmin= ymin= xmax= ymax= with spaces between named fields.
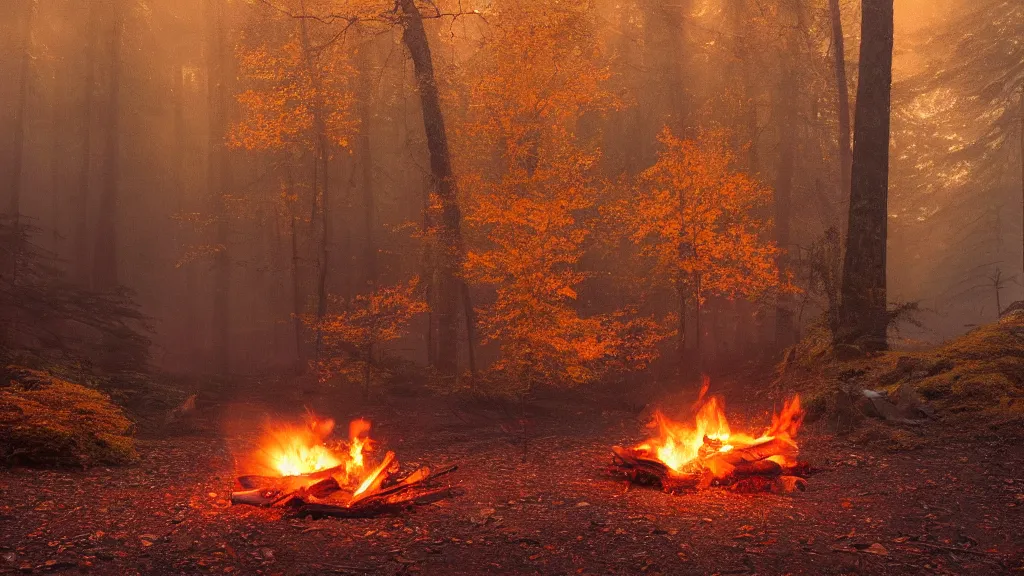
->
xmin=254 ymin=414 xmax=376 ymax=485
xmin=636 ymin=378 xmax=804 ymax=478
xmin=257 ymin=415 xmax=341 ymax=477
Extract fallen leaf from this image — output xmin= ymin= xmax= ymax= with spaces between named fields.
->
xmin=865 ymin=543 xmax=888 ymax=556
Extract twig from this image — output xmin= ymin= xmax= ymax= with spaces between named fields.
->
xmin=908 ymin=542 xmax=996 ymax=557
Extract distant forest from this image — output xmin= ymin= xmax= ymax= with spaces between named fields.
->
xmin=1 ymin=0 xmax=1021 ymax=387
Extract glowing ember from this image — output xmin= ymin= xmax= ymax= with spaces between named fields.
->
xmin=233 ymin=412 xmax=459 ymax=515
xmin=634 ymin=376 xmax=805 ymax=479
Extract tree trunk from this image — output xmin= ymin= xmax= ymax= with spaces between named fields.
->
xmin=206 ymin=0 xmax=232 ymax=372
xmin=357 ymin=43 xmax=377 ymax=293
xmin=676 ymin=278 xmax=687 ymax=370
xmin=728 ymin=0 xmax=760 ymax=358
xmin=356 ymin=40 xmax=381 ymax=388
xmin=694 ymin=272 xmax=703 ymax=375
xmin=49 ymin=53 xmax=66 ymax=251
xmin=7 ymin=0 xmax=33 ymax=225
xmin=829 ymin=0 xmax=853 ymax=207
xmin=677 ymin=177 xmax=691 ymax=371
xmin=3 ymin=0 xmax=32 ymax=288
xmin=92 ymin=3 xmax=124 ymax=292
xmin=837 ymin=0 xmax=894 ymax=352
xmin=173 ymin=62 xmax=200 ymax=367
xmin=399 ymin=0 xmax=464 ymax=380
xmin=774 ymin=35 xmax=797 ymax=351
xmin=74 ymin=3 xmax=98 ymax=286
xmin=291 ymin=213 xmax=305 ymax=370
xmin=298 ymin=3 xmax=333 ymax=371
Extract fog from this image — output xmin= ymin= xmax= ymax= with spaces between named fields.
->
xmin=1 ymin=0 xmax=1020 ymax=379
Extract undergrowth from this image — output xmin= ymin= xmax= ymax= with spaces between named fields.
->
xmin=0 ymin=367 xmax=138 ymax=467
xmin=776 ymin=311 xmax=1024 ymax=444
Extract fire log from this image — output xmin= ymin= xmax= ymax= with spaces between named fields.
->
xmin=237 ymin=463 xmax=346 ymax=490
xmin=294 ymin=464 xmax=460 ymax=517
xmin=715 ymin=438 xmax=797 ymax=466
xmin=230 ymin=488 xmax=284 ymax=506
xmin=610 ymin=446 xmax=701 ymax=492
xmin=731 ymin=459 xmax=783 ymax=477
xmin=298 ymin=487 xmax=461 ymax=519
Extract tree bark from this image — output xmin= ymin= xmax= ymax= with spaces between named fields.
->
xmin=7 ymin=0 xmax=33 ymax=226
xmin=357 ymin=42 xmax=377 ymax=293
xmin=774 ymin=17 xmax=798 ymax=351
xmin=92 ymin=2 xmax=124 ymax=292
xmin=399 ymin=0 xmax=464 ymax=380
xmin=74 ymin=3 xmax=98 ymax=286
xmin=728 ymin=0 xmax=759 ymax=358
xmin=206 ymin=0 xmax=232 ymax=371
xmin=291 ymin=213 xmax=305 ymax=370
xmin=298 ymin=7 xmax=332 ymax=371
xmin=173 ymin=62 xmax=200 ymax=366
xmin=829 ymin=0 xmax=853 ymax=206
xmin=837 ymin=0 xmax=894 ymax=352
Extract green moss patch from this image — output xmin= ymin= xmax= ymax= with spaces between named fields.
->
xmin=777 ymin=311 xmax=1024 ymax=442
xmin=0 ymin=367 xmax=138 ymax=467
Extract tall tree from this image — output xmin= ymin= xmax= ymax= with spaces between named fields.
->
xmin=837 ymin=0 xmax=894 ymax=351
xmin=297 ymin=7 xmax=335 ymax=370
xmin=829 ymin=0 xmax=853 ymax=204
xmin=398 ymin=0 xmax=465 ymax=380
xmin=74 ymin=3 xmax=99 ymax=285
xmin=773 ymin=5 xmax=800 ymax=351
xmin=92 ymin=1 xmax=124 ymax=292
xmin=206 ymin=0 xmax=232 ymax=371
xmin=7 ymin=0 xmax=34 ymax=226
xmin=619 ymin=128 xmax=783 ymax=367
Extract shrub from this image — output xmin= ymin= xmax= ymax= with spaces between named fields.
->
xmin=0 ymin=367 xmax=138 ymax=467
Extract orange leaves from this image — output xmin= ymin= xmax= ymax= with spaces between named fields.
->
xmin=453 ymin=0 xmax=664 ymax=388
xmin=618 ymin=127 xmax=782 ymax=301
xmin=230 ymin=36 xmax=356 ymax=152
xmin=309 ymin=278 xmax=428 ymax=381
xmin=314 ymin=278 xmax=428 ymax=347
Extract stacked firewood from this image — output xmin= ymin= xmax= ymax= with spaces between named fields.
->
xmin=609 ymin=438 xmax=810 ymax=494
xmin=230 ymin=453 xmax=459 ymax=518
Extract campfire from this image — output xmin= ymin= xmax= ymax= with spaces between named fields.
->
xmin=610 ymin=377 xmax=810 ymax=494
xmin=231 ymin=413 xmax=458 ymax=518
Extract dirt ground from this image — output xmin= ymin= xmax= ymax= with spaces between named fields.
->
xmin=1 ymin=378 xmax=1022 ymax=575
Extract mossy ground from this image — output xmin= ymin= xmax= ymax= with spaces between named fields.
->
xmin=777 ymin=311 xmax=1024 ymax=445
xmin=0 ymin=367 xmax=138 ymax=467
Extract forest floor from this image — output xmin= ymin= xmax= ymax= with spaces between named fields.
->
xmin=1 ymin=374 xmax=1022 ymax=575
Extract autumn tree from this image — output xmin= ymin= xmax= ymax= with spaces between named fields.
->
xmin=618 ymin=128 xmax=783 ymax=369
xmin=310 ymin=277 xmax=427 ymax=395
xmin=229 ymin=6 xmax=357 ymax=369
xmin=456 ymin=0 xmax=663 ymax=390
xmin=398 ymin=0 xmax=467 ymax=381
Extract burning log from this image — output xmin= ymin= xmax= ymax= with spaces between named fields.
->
xmin=610 ymin=446 xmax=701 ymax=492
xmin=298 ymin=466 xmax=461 ymax=518
xmin=237 ymin=464 xmax=346 ymax=490
xmin=609 ymin=386 xmax=811 ymax=494
xmin=230 ymin=414 xmax=459 ymax=518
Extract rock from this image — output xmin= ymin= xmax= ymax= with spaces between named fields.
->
xmin=865 ymin=543 xmax=888 ymax=556
xmin=858 ymin=390 xmax=924 ymax=425
xmin=832 ymin=388 xmax=865 ymax=431
xmin=896 ymin=384 xmax=934 ymax=419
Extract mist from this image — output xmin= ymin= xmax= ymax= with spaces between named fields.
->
xmin=1 ymin=0 xmax=1021 ymax=375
